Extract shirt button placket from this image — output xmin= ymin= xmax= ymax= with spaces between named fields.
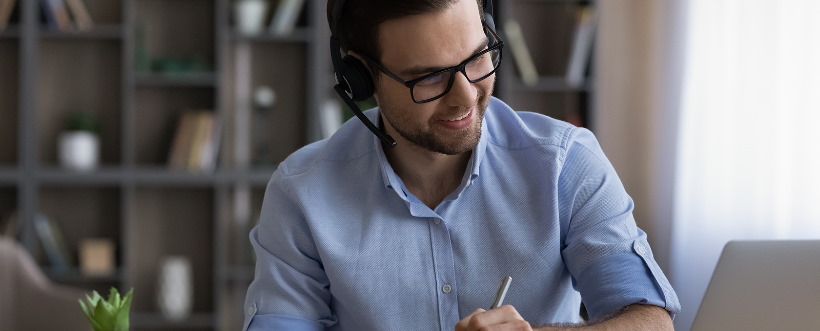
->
xmin=429 ymin=215 xmax=458 ymax=329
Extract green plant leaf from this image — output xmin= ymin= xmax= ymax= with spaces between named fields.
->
xmin=88 ymin=291 xmax=101 ymax=307
xmin=79 ymin=299 xmax=91 ymax=318
xmin=89 ymin=318 xmax=105 ymax=331
xmin=80 ymin=287 xmax=133 ymax=331
xmin=66 ymin=111 xmax=100 ymax=133
xmin=110 ymin=288 xmax=121 ymax=308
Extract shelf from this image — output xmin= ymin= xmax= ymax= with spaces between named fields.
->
xmin=0 ymin=168 xmax=18 ymax=184
xmin=35 ymin=166 xmax=268 ymax=186
xmin=228 ymin=168 xmax=276 ymax=185
xmin=135 ymin=72 xmax=218 ymax=87
xmin=23 ymin=165 xmax=276 ymax=187
xmin=129 ymin=168 xmax=275 ymax=186
xmin=230 ymin=27 xmax=313 ymax=43
xmin=45 ymin=267 xmax=123 ymax=283
xmin=511 ymin=76 xmax=592 ymax=92
xmin=220 ymin=266 xmax=254 ymax=283
xmin=39 ymin=24 xmax=125 ymax=40
xmin=0 ymin=26 xmax=20 ymax=38
xmin=131 ymin=167 xmax=219 ymax=186
xmin=131 ymin=312 xmax=216 ymax=329
xmin=38 ymin=167 xmax=125 ymax=185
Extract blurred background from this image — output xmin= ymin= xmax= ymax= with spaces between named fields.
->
xmin=0 ymin=0 xmax=818 ymax=330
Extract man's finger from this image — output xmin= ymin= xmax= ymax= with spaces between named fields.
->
xmin=456 ymin=305 xmax=531 ymax=331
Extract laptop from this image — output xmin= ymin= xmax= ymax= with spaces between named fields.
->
xmin=691 ymin=240 xmax=820 ymax=331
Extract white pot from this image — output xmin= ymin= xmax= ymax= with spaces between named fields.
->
xmin=157 ymin=256 xmax=193 ymax=321
xmin=235 ymin=0 xmax=269 ymax=35
xmin=58 ymin=131 xmax=99 ymax=172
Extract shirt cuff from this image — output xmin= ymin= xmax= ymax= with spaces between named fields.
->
xmin=574 ymin=240 xmax=681 ymax=321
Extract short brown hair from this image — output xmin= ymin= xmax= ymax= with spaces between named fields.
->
xmin=328 ymin=0 xmax=485 ymax=61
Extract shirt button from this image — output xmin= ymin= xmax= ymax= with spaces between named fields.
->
xmin=434 ymin=218 xmax=441 ymax=225
xmin=636 ymin=245 xmax=647 ymax=255
xmin=247 ymin=306 xmax=255 ymax=316
xmin=442 ymin=284 xmax=452 ymax=293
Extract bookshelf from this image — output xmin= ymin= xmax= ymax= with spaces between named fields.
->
xmin=0 ymin=0 xmax=595 ymax=330
xmin=495 ymin=0 xmax=596 ymax=128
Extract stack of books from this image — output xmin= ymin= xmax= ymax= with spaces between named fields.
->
xmin=168 ymin=111 xmax=222 ymax=172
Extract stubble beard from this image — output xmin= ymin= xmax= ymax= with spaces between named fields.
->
xmin=381 ymin=91 xmax=491 ymax=156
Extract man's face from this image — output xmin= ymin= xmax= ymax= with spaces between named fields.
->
xmin=374 ymin=0 xmax=494 ymax=155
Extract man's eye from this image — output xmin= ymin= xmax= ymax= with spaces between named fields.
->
xmin=467 ymin=52 xmax=488 ymax=68
xmin=416 ymin=72 xmax=445 ymax=86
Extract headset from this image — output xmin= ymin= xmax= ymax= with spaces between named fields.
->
xmin=328 ymin=0 xmax=496 ymax=148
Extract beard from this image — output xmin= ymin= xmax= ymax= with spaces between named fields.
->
xmin=379 ymin=90 xmax=491 ymax=155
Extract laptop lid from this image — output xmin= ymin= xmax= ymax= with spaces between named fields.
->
xmin=691 ymin=240 xmax=820 ymax=331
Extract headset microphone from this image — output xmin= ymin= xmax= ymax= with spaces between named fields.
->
xmin=333 ymin=84 xmax=397 ymax=148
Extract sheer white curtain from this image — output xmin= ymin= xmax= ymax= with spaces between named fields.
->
xmin=671 ymin=1 xmax=820 ymax=329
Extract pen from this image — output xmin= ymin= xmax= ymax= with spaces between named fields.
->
xmin=491 ymin=276 xmax=512 ymax=309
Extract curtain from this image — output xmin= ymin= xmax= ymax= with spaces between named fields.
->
xmin=671 ymin=1 xmax=820 ymax=329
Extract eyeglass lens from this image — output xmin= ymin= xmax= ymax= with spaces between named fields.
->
xmin=412 ymin=47 xmax=501 ymax=102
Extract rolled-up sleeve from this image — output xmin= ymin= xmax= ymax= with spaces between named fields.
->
xmin=243 ymin=166 xmax=338 ymax=331
xmin=558 ymin=128 xmax=681 ymax=321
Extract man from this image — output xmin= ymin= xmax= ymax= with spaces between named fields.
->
xmin=243 ymin=0 xmax=680 ymax=329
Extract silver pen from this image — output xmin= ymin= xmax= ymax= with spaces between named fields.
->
xmin=491 ymin=276 xmax=512 ymax=309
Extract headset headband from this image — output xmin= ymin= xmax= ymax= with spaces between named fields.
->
xmin=330 ymin=0 xmax=494 ymax=42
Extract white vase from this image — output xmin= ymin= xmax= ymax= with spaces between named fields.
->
xmin=58 ymin=131 xmax=99 ymax=171
xmin=235 ymin=0 xmax=269 ymax=35
xmin=157 ymin=256 xmax=193 ymax=321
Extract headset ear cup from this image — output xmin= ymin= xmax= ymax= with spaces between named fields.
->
xmin=341 ymin=55 xmax=374 ymax=101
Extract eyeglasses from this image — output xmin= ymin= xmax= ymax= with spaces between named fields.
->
xmin=362 ymin=21 xmax=504 ymax=104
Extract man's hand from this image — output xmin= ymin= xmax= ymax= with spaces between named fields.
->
xmin=455 ymin=305 xmax=533 ymax=331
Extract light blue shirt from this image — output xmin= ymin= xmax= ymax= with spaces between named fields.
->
xmin=244 ymin=97 xmax=680 ymax=330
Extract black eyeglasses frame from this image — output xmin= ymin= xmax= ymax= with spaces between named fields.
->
xmin=360 ymin=21 xmax=504 ymax=104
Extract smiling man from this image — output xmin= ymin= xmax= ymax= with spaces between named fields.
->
xmin=243 ymin=0 xmax=680 ymax=330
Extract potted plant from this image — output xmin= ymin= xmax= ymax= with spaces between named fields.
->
xmin=79 ymin=287 xmax=134 ymax=331
xmin=235 ymin=0 xmax=269 ymax=35
xmin=59 ymin=111 xmax=100 ymax=171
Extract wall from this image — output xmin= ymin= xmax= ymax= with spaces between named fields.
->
xmin=594 ymin=0 xmax=686 ymax=274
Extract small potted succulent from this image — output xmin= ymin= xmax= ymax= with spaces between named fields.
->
xmin=58 ymin=111 xmax=100 ymax=171
xmin=79 ymin=287 xmax=134 ymax=331
xmin=234 ymin=0 xmax=269 ymax=35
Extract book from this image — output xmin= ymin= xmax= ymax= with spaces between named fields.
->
xmin=199 ymin=113 xmax=222 ymax=172
xmin=64 ymin=0 xmax=93 ymax=31
xmin=168 ymin=112 xmax=198 ymax=170
xmin=34 ymin=213 xmax=72 ymax=271
xmin=0 ymin=0 xmax=18 ymax=31
xmin=78 ymin=238 xmax=115 ymax=275
xmin=565 ymin=5 xmax=597 ymax=88
xmin=269 ymin=0 xmax=305 ymax=36
xmin=188 ymin=111 xmax=217 ymax=171
xmin=504 ymin=19 xmax=539 ymax=86
xmin=41 ymin=0 xmax=73 ymax=31
xmin=168 ymin=111 xmax=220 ymax=172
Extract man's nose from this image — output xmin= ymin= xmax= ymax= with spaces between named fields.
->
xmin=443 ymin=70 xmax=477 ymax=107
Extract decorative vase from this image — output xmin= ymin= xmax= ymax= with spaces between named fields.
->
xmin=58 ymin=131 xmax=99 ymax=171
xmin=157 ymin=256 xmax=193 ymax=321
xmin=235 ymin=0 xmax=269 ymax=35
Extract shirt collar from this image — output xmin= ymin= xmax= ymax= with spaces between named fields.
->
xmin=373 ymin=100 xmax=493 ymax=200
